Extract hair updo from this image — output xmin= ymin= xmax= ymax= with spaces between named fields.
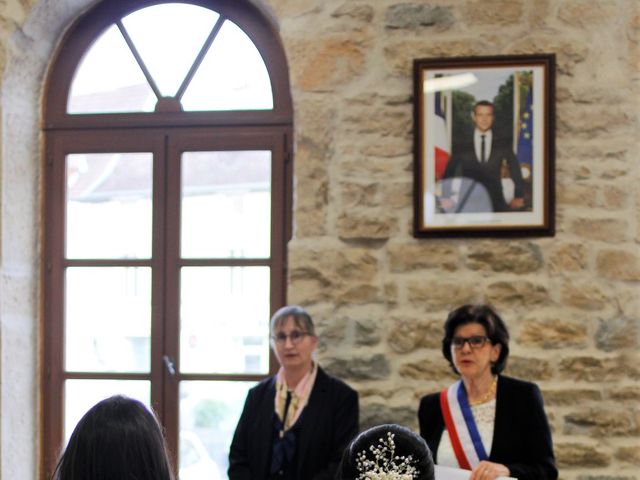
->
xmin=337 ymin=424 xmax=435 ymax=480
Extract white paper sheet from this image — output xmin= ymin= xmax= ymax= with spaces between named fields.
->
xmin=435 ymin=465 xmax=516 ymax=480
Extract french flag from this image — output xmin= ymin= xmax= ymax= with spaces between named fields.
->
xmin=433 ymin=89 xmax=451 ymax=180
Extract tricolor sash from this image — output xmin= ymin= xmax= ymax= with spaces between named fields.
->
xmin=440 ymin=380 xmax=489 ymax=469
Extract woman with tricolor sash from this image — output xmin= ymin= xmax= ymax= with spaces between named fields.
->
xmin=418 ymin=304 xmax=557 ymax=480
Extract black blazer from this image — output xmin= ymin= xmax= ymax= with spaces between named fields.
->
xmin=418 ymin=375 xmax=557 ymax=480
xmin=228 ymin=367 xmax=359 ymax=480
xmin=443 ymin=134 xmax=525 ymax=212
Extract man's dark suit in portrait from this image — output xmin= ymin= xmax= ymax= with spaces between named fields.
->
xmin=440 ymin=101 xmax=525 ymax=213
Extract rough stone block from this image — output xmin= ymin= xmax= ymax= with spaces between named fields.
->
xmin=337 ymin=211 xmax=395 ymax=240
xmin=542 ymin=389 xmax=602 ymax=406
xmin=340 ymin=181 xmax=380 ymax=208
xmin=596 ymin=250 xmax=640 ymax=281
xmin=546 ymin=242 xmax=589 ymax=274
xmin=485 ymin=280 xmax=549 ymax=306
xmin=461 ymin=0 xmax=524 ymax=25
xmin=558 ymin=104 xmax=635 ymax=137
xmin=505 ymin=356 xmax=554 ymax=381
xmin=466 ymin=241 xmax=543 ymax=273
xmin=387 ymin=316 xmax=442 ymax=353
xmin=558 ymin=0 xmax=620 ymax=28
xmin=360 ymin=402 xmax=417 ymax=431
xmin=289 ymin=33 xmax=369 ymax=91
xmin=388 ymin=242 xmax=459 ymax=272
xmin=354 ymin=317 xmax=383 ymax=346
xmin=615 ymin=445 xmax=640 ymax=467
xmin=384 ymin=39 xmax=486 ymax=75
xmin=398 ymin=358 xmax=456 ymax=381
xmin=556 ymin=183 xmax=600 ymax=208
xmin=385 ymin=4 xmax=454 ymax=30
xmin=564 ymin=408 xmax=640 ymax=436
xmin=509 ymin=37 xmax=589 ymax=76
xmin=571 ymin=218 xmax=629 ymax=243
xmin=555 ymin=442 xmax=610 ymax=467
xmin=336 ymin=283 xmax=383 ymax=305
xmin=359 ymin=140 xmax=412 ymax=158
xmin=609 ymin=386 xmax=640 ymax=402
xmin=595 ymin=316 xmax=640 ymax=352
xmin=407 ymin=280 xmax=477 ymax=310
xmin=519 ymin=319 xmax=589 ymax=349
xmin=324 ymin=354 xmax=391 ymax=381
xmin=560 ymin=280 xmax=609 ymax=311
xmin=342 ymin=104 xmax=411 ymax=137
xmin=331 ymin=3 xmax=374 ymax=22
xmin=559 ymin=355 xmax=640 ymax=382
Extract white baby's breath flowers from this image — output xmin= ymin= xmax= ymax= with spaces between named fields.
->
xmin=355 ymin=432 xmax=419 ymax=480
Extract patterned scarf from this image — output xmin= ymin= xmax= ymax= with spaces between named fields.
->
xmin=274 ymin=362 xmax=318 ymax=433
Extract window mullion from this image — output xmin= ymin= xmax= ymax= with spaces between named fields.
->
xmin=160 ymin=131 xmax=183 ymax=469
xmin=175 ymin=15 xmax=226 ymax=101
xmin=116 ymin=20 xmax=162 ymax=101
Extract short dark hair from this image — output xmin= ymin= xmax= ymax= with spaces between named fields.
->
xmin=52 ymin=395 xmax=174 ymax=480
xmin=338 ymin=424 xmax=435 ymax=480
xmin=473 ymin=100 xmax=494 ymax=113
xmin=442 ymin=304 xmax=510 ymax=375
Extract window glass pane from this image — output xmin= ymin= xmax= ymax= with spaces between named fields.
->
xmin=122 ymin=4 xmax=220 ymax=97
xmin=179 ymin=381 xmax=255 ymax=480
xmin=68 ymin=25 xmax=156 ymax=113
xmin=180 ymin=267 xmax=270 ymax=374
xmin=66 ymin=153 xmax=152 ymax=259
xmin=65 ymin=267 xmax=151 ymax=373
xmin=182 ymin=20 xmax=273 ymax=111
xmin=181 ymin=151 xmax=271 ymax=259
xmin=64 ymin=379 xmax=151 ymax=446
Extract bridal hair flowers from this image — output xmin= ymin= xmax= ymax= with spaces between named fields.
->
xmin=338 ymin=424 xmax=434 ymax=480
xmin=356 ymin=432 xmax=419 ymax=480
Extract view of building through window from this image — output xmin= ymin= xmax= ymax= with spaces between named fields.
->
xmin=67 ymin=3 xmax=273 ymax=114
xmin=45 ymin=2 xmax=291 ymax=479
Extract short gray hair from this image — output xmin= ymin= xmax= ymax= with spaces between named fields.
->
xmin=270 ymin=305 xmax=316 ymax=336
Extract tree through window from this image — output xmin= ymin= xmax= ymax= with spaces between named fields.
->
xmin=43 ymin=1 xmax=292 ymax=479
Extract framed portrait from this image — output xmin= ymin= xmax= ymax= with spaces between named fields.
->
xmin=413 ymin=54 xmax=555 ymax=237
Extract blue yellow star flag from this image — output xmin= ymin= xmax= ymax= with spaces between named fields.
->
xmin=517 ymin=89 xmax=533 ymax=167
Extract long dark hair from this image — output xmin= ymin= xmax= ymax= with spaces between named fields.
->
xmin=52 ymin=395 xmax=174 ymax=480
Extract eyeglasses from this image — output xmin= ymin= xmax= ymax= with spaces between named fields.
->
xmin=452 ymin=335 xmax=490 ymax=350
xmin=271 ymin=330 xmax=312 ymax=345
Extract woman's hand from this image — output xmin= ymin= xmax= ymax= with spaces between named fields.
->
xmin=469 ymin=460 xmax=510 ymax=480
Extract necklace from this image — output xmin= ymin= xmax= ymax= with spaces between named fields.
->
xmin=468 ymin=376 xmax=498 ymax=406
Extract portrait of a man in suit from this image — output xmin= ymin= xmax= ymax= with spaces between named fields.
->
xmin=438 ymin=100 xmax=526 ymax=214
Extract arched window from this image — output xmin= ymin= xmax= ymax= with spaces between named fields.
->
xmin=43 ymin=1 xmax=292 ymax=478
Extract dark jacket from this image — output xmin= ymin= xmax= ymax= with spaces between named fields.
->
xmin=442 ymin=134 xmax=525 ymax=212
xmin=418 ymin=375 xmax=557 ymax=480
xmin=228 ymin=367 xmax=359 ymax=480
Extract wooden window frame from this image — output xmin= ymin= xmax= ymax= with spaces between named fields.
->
xmin=42 ymin=1 xmax=292 ymax=478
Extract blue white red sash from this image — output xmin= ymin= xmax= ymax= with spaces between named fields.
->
xmin=439 ymin=380 xmax=489 ymax=469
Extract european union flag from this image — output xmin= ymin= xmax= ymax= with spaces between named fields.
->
xmin=517 ymin=89 xmax=533 ymax=167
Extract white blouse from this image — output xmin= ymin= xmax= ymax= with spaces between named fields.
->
xmin=437 ymin=398 xmax=496 ymax=467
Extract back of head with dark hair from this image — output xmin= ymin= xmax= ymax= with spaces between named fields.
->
xmin=442 ymin=303 xmax=510 ymax=375
xmin=52 ymin=395 xmax=174 ymax=480
xmin=338 ymin=424 xmax=434 ymax=480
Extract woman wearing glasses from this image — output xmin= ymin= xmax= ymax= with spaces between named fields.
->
xmin=418 ymin=304 xmax=557 ymax=480
xmin=228 ymin=305 xmax=359 ymax=480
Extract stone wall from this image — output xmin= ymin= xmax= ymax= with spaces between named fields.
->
xmin=274 ymin=1 xmax=640 ymax=478
xmin=1 ymin=0 xmax=639 ymax=479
